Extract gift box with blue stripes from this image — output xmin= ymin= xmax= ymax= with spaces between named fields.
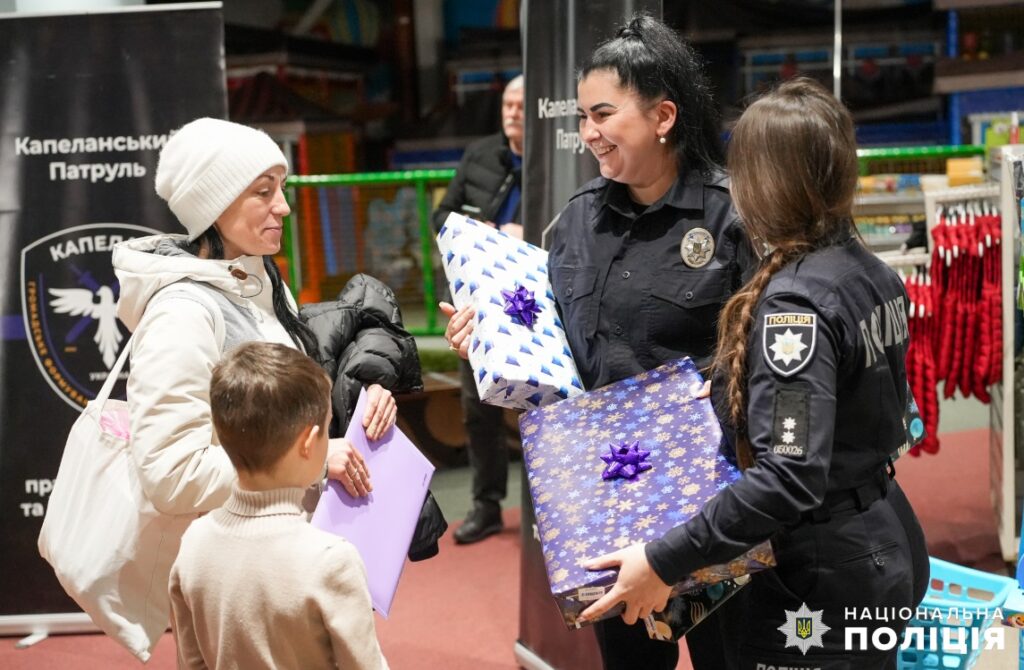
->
xmin=436 ymin=212 xmax=584 ymax=410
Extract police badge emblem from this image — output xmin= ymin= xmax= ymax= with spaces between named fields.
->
xmin=796 ymin=617 xmax=813 ymax=640
xmin=680 ymin=227 xmax=714 ymax=268
xmin=762 ymin=312 xmax=817 ymax=377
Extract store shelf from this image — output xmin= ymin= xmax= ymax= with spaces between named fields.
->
xmin=861 ymin=232 xmax=913 ymax=243
xmin=852 ymin=97 xmax=943 ymax=124
xmin=876 ymin=249 xmax=932 ymax=267
xmin=855 ymin=193 xmax=925 ymax=208
xmin=844 ymin=0 xmax=930 ymax=7
xmin=860 ymin=235 xmax=914 ymax=253
xmin=934 ymin=0 xmax=1022 ymax=9
xmin=856 ymin=145 xmax=985 ymax=161
xmin=934 ymin=54 xmax=1024 ymax=94
xmin=856 ymin=121 xmax=950 ymax=147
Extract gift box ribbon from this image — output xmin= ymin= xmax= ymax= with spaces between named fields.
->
xmin=600 ymin=441 xmax=652 ymax=480
xmin=501 ymin=284 xmax=542 ymax=329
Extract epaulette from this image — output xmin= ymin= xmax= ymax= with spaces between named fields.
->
xmin=566 ymin=176 xmax=608 ymax=203
xmin=704 ymin=169 xmax=731 ymax=191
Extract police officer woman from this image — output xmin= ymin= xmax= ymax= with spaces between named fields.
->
xmin=445 ymin=14 xmax=752 ymax=670
xmin=578 ymin=78 xmax=930 ymax=670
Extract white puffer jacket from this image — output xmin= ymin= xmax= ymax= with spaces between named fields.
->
xmin=113 ymin=234 xmax=296 ymax=516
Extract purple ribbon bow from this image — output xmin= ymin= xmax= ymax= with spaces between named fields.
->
xmin=501 ymin=284 xmax=542 ymax=328
xmin=600 ymin=441 xmax=652 ymax=481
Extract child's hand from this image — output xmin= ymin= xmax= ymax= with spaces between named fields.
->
xmin=363 ymin=384 xmax=396 ymax=440
xmin=327 ymin=438 xmax=372 ymax=497
xmin=440 ymin=301 xmax=474 ymax=359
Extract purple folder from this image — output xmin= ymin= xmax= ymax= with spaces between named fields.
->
xmin=311 ymin=389 xmax=435 ymax=617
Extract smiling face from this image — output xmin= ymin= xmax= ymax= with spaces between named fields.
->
xmin=214 ymin=165 xmax=290 ymax=258
xmin=577 ymin=69 xmax=677 ymax=197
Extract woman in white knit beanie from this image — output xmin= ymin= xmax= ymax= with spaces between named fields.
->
xmin=104 ymin=118 xmax=395 ymax=657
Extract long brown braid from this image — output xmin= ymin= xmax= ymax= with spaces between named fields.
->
xmin=712 ymin=245 xmax=809 ymax=469
xmin=712 ymin=77 xmax=860 ymax=470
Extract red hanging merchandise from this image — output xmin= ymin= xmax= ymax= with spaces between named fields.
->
xmin=927 ymin=199 xmax=1002 ymax=404
xmin=905 ymin=273 xmax=923 ymax=455
xmin=941 ymin=209 xmax=964 ymax=397
xmin=905 ymin=270 xmax=940 ymax=455
xmin=880 ymin=194 xmax=1000 ymax=457
xmin=956 ymin=207 xmax=980 ymax=400
xmin=973 ymin=203 xmax=1000 ymax=401
xmin=931 ymin=212 xmax=952 ymax=381
xmin=984 ymin=204 xmax=1003 ymax=388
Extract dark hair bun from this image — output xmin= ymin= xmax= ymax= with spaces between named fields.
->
xmin=617 ymin=14 xmax=649 ymax=40
xmin=581 ymin=13 xmax=723 ymax=175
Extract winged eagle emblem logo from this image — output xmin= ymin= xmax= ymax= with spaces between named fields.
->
xmin=48 ymin=285 xmax=122 ymax=369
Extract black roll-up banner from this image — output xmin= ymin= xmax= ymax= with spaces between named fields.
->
xmin=0 ymin=3 xmax=226 ymax=632
xmin=518 ymin=1 xmax=661 ymax=666
xmin=521 ymin=0 xmax=662 ymax=248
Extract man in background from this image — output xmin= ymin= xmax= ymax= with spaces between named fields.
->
xmin=435 ymin=75 xmax=524 ymax=544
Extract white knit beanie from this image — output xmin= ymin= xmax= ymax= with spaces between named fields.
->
xmin=154 ymin=118 xmax=289 ymax=241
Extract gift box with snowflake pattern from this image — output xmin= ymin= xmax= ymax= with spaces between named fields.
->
xmin=644 ymin=576 xmax=750 ymax=642
xmin=436 ymin=212 xmax=584 ymax=410
xmin=519 ymin=356 xmax=775 ymax=629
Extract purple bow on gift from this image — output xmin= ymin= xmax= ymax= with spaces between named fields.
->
xmin=600 ymin=441 xmax=652 ymax=480
xmin=501 ymin=284 xmax=542 ymax=328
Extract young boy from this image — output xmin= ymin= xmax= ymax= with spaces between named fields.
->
xmin=169 ymin=342 xmax=388 ymax=669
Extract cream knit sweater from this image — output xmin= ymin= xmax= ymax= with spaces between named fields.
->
xmin=169 ymin=486 xmax=389 ymax=669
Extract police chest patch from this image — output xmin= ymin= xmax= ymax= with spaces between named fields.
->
xmin=772 ymin=384 xmax=810 ymax=458
xmin=680 ymin=227 xmax=715 ymax=268
xmin=763 ymin=312 xmax=816 ymax=377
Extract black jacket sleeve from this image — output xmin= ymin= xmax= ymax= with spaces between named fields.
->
xmin=299 ymin=274 xmax=423 ymax=435
xmin=431 ymin=134 xmax=514 ymax=232
xmin=432 ymin=150 xmax=471 ymax=232
xmin=644 ymin=293 xmax=838 ymax=585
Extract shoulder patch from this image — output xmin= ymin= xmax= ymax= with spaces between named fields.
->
xmin=762 ymin=312 xmax=816 ymax=377
xmin=772 ymin=383 xmax=810 ymax=458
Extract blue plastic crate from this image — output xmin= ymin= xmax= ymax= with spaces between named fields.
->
xmin=898 ymin=557 xmax=1016 ymax=670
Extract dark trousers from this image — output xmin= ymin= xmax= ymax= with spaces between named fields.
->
xmin=595 ymin=479 xmax=928 ymax=670
xmin=592 ymin=602 xmax=725 ymax=669
xmin=459 ymin=359 xmax=508 ymax=507
xmin=718 ymin=479 xmax=929 ymax=669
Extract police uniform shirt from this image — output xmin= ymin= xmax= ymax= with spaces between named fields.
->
xmin=644 ymin=236 xmax=912 ymax=586
xmin=548 ymin=171 xmax=752 ymax=390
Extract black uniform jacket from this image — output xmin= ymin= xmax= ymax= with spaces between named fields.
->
xmin=645 ymin=236 xmax=912 ymax=585
xmin=548 ymin=171 xmax=752 ymax=389
xmin=432 ymin=132 xmax=520 ymax=229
